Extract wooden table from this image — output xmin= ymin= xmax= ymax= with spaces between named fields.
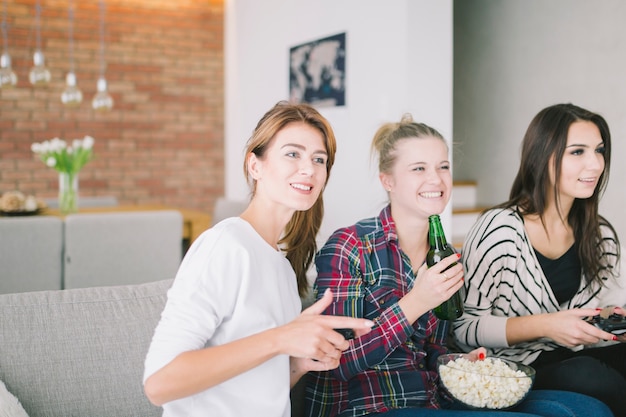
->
xmin=43 ymin=205 xmax=212 ymax=247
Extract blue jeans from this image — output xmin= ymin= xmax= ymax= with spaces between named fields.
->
xmin=370 ymin=390 xmax=613 ymax=417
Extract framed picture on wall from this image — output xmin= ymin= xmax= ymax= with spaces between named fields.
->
xmin=289 ymin=32 xmax=346 ymax=108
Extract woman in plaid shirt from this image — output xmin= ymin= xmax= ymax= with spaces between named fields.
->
xmin=303 ymin=115 xmax=612 ymax=417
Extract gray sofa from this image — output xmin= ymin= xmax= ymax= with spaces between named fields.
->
xmin=0 ymin=279 xmax=171 ymax=417
xmin=0 ymin=278 xmax=309 ymax=417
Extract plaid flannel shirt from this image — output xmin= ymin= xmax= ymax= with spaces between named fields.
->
xmin=305 ymin=205 xmax=450 ymax=417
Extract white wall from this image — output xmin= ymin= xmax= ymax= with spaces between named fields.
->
xmin=454 ymin=0 xmax=626 ymax=240
xmin=225 ymin=0 xmax=453 ymax=245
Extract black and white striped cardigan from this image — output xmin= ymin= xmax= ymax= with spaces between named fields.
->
xmin=452 ymin=207 xmax=626 ymax=365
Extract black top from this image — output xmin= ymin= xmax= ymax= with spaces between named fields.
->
xmin=534 ymin=244 xmax=581 ymax=305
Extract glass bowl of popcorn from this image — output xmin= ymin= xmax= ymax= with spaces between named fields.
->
xmin=437 ymin=353 xmax=535 ymax=410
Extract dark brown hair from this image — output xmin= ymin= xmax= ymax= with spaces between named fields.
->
xmin=498 ymin=103 xmax=619 ymax=284
xmin=243 ymin=101 xmax=337 ymax=296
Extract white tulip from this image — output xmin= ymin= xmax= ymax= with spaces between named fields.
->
xmin=32 ymin=136 xmax=95 ymax=174
xmin=41 ymin=141 xmax=52 ymax=153
xmin=82 ymin=135 xmax=95 ymax=149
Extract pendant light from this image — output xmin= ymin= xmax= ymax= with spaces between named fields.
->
xmin=61 ymin=0 xmax=82 ymax=107
xmin=0 ymin=0 xmax=17 ymax=89
xmin=92 ymin=0 xmax=112 ymax=111
xmin=29 ymin=0 xmax=51 ymax=86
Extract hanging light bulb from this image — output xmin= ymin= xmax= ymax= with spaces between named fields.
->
xmin=92 ymin=76 xmax=113 ymax=111
xmin=29 ymin=50 xmax=51 ymax=86
xmin=62 ymin=0 xmax=82 ymax=107
xmin=0 ymin=0 xmax=16 ymax=88
xmin=29 ymin=1 xmax=50 ymax=86
xmin=0 ymin=52 xmax=16 ymax=88
xmin=92 ymin=0 xmax=112 ymax=111
xmin=61 ymin=71 xmax=82 ymax=106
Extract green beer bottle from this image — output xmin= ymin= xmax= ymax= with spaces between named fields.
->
xmin=426 ymin=214 xmax=464 ymax=320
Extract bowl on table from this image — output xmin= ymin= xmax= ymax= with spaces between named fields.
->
xmin=437 ymin=353 xmax=535 ymax=410
xmin=0 ymin=191 xmax=47 ymax=216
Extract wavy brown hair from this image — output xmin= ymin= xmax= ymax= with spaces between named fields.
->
xmin=243 ymin=101 xmax=337 ymax=296
xmin=497 ymin=103 xmax=619 ymax=285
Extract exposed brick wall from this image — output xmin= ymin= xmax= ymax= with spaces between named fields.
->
xmin=0 ymin=0 xmax=224 ymax=214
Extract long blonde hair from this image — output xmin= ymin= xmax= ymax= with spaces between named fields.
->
xmin=243 ymin=101 xmax=337 ymax=296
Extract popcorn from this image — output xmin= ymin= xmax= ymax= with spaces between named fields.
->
xmin=439 ymin=356 xmax=533 ymax=409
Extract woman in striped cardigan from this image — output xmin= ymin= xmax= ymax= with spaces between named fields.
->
xmin=454 ymin=103 xmax=626 ymax=416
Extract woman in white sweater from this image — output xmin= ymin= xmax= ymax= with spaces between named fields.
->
xmin=143 ymin=101 xmax=374 ymax=416
xmin=454 ymin=103 xmax=626 ymax=415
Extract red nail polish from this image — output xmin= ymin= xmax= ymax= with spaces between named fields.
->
xmin=456 ymin=253 xmax=461 ymax=259
xmin=613 ymin=335 xmax=619 ymax=341
xmin=595 ymin=308 xmax=603 ymax=311
xmin=478 ymin=352 xmax=485 ymax=360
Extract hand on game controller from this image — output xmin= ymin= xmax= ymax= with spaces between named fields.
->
xmin=585 ymin=306 xmax=626 ymax=342
xmin=545 ymin=308 xmax=615 ymax=347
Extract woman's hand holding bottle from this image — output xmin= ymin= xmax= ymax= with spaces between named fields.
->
xmin=399 ymin=253 xmax=463 ymax=323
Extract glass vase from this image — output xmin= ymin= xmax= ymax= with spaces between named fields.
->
xmin=58 ymin=172 xmax=79 ymax=214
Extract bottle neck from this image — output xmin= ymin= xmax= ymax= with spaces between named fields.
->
xmin=428 ymin=215 xmax=449 ymax=249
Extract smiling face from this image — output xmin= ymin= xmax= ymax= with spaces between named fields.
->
xmin=550 ymin=120 xmax=605 ymax=206
xmin=380 ymin=136 xmax=452 ymax=220
xmin=248 ymin=121 xmax=328 ymax=213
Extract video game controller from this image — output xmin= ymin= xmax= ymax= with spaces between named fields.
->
xmin=585 ymin=313 xmax=626 ymax=335
xmin=334 ymin=328 xmax=355 ymax=340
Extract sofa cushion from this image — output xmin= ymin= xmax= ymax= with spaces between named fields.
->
xmin=0 ymin=279 xmax=173 ymax=417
